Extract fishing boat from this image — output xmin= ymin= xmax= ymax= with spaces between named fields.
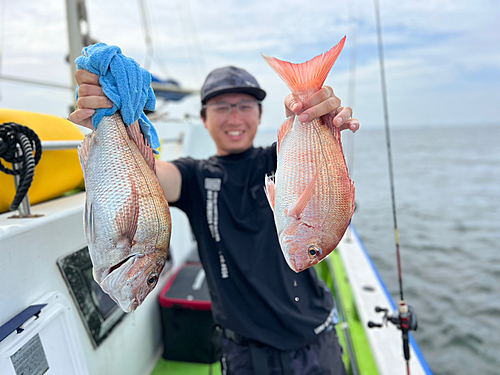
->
xmin=0 ymin=116 xmax=431 ymax=375
xmin=0 ymin=1 xmax=434 ymax=374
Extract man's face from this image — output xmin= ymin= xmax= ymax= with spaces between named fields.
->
xmin=202 ymin=93 xmax=262 ymax=156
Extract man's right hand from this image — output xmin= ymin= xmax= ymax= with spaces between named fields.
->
xmin=69 ymin=70 xmax=114 ymax=130
xmin=70 ymin=70 xmax=183 ymax=203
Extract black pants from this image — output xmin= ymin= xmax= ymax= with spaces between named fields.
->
xmin=220 ymin=327 xmax=347 ymax=375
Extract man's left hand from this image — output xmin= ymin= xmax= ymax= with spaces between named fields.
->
xmin=284 ymin=86 xmax=359 ymax=133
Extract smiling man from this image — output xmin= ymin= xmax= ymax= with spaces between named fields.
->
xmin=70 ymin=65 xmax=359 ymax=375
xmin=202 ymin=92 xmax=261 ymax=155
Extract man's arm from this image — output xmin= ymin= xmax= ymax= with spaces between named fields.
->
xmin=156 ymin=160 xmax=182 ymax=203
xmin=69 ymin=70 xmax=183 ymax=203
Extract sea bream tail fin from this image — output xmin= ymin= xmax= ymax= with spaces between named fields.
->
xmin=264 ymin=174 xmax=276 ymax=212
xmin=126 ymin=121 xmax=156 ymax=173
xmin=261 ymin=36 xmax=346 ymax=100
xmin=277 ymin=116 xmax=294 ymax=153
xmin=287 ymin=170 xmax=319 ymax=219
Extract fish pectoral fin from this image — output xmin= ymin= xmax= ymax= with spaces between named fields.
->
xmin=126 ymin=121 xmax=156 ymax=173
xmin=277 ymin=116 xmax=294 ymax=154
xmin=84 ymin=201 xmax=96 ymax=245
xmin=78 ymin=132 xmax=94 ymax=179
xmin=264 ymin=174 xmax=276 ymax=211
xmin=115 ymin=179 xmax=140 ymax=245
xmin=287 ymin=171 xmax=319 ymax=219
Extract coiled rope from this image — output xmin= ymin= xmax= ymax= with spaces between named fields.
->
xmin=0 ymin=122 xmax=42 ymax=211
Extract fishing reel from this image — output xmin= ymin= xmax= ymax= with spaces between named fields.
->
xmin=368 ymin=301 xmax=418 ymax=361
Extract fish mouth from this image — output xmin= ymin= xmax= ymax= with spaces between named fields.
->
xmin=117 ymin=298 xmax=139 ymax=313
xmin=281 ymin=241 xmax=312 ymax=273
xmin=286 ymin=254 xmax=299 ymax=273
xmin=282 ymin=248 xmax=304 ymax=273
xmin=100 ymin=254 xmax=141 ymax=312
xmin=287 ymin=253 xmax=309 ymax=273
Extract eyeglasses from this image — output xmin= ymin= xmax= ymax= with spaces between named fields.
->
xmin=202 ymin=100 xmax=261 ymax=116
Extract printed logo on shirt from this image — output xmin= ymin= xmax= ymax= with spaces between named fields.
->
xmin=204 ymin=178 xmax=221 ymax=191
xmin=219 ymin=251 xmax=229 ymax=279
xmin=204 ymin=178 xmax=227 ymax=278
xmin=205 ymin=178 xmax=221 ymax=243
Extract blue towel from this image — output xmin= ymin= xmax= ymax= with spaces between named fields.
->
xmin=75 ymin=43 xmax=160 ymax=151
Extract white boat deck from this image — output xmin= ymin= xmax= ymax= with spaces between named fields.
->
xmin=338 ymin=227 xmax=432 ymax=375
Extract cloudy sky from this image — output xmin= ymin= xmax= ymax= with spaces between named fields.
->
xmin=0 ymin=0 xmax=498 ymax=130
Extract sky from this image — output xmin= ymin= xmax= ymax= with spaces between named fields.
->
xmin=0 ymin=0 xmax=499 ymax=131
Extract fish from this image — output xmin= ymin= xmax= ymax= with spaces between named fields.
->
xmin=78 ymin=113 xmax=171 ymax=312
xmin=262 ymin=37 xmax=355 ymax=272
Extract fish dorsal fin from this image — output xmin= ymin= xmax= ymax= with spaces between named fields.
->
xmin=264 ymin=174 xmax=276 ymax=211
xmin=287 ymin=171 xmax=319 ymax=219
xmin=277 ymin=116 xmax=294 ymax=153
xmin=78 ymin=132 xmax=94 ymax=179
xmin=114 ymin=179 xmax=140 ymax=246
xmin=126 ymin=121 xmax=156 ymax=173
xmin=262 ymin=36 xmax=346 ymax=99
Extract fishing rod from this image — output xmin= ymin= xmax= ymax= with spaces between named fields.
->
xmin=367 ymin=1 xmax=418 ymax=374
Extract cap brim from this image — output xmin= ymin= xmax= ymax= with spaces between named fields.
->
xmin=202 ymin=86 xmax=267 ymax=104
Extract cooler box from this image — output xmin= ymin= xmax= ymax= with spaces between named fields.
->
xmin=159 ymin=263 xmax=220 ymax=364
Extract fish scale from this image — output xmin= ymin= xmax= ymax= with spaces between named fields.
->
xmin=277 ymin=117 xmax=349 ymax=232
xmin=79 ymin=113 xmax=171 ymax=312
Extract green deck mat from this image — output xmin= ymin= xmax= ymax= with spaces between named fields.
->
xmin=323 ymin=249 xmax=379 ymax=375
xmin=151 ymin=359 xmax=221 ymax=375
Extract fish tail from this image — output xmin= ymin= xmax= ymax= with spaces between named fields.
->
xmin=262 ymin=36 xmax=346 ymax=99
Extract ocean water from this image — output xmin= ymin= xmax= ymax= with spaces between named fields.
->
xmin=255 ymin=124 xmax=500 ymax=375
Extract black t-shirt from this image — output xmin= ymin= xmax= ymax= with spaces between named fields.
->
xmin=171 ymin=144 xmax=336 ymax=351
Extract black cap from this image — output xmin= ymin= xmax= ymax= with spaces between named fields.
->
xmin=201 ymin=66 xmax=267 ymax=104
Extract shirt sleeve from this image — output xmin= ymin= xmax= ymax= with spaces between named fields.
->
xmin=268 ymin=142 xmax=278 ymax=171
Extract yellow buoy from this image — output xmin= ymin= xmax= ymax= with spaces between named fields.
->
xmin=0 ymin=109 xmax=85 ymax=213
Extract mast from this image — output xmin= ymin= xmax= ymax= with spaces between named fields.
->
xmin=65 ymin=0 xmax=91 ymax=105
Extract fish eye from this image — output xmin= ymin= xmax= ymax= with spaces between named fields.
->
xmin=308 ymin=245 xmax=321 ymax=258
xmin=147 ymin=272 xmax=158 ymax=286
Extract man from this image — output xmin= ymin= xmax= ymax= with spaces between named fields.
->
xmin=70 ymin=66 xmax=359 ymax=374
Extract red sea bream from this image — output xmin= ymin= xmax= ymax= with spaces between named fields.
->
xmin=263 ymin=37 xmax=355 ymax=272
xmin=78 ymin=113 xmax=171 ymax=312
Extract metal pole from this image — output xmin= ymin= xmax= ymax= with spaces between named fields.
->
xmin=65 ymin=0 xmax=85 ymax=100
xmin=41 ymin=140 xmax=83 ymax=151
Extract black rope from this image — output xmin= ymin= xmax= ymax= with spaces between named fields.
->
xmin=0 ymin=122 xmax=42 ymax=211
